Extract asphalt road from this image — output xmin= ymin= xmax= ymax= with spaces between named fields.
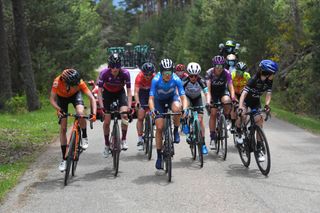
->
xmin=1 ymin=116 xmax=320 ymax=213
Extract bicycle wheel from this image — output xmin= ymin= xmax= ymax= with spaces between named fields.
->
xmin=218 ymin=115 xmax=228 ymax=160
xmin=144 ymin=116 xmax=149 ymax=155
xmin=112 ymin=123 xmax=121 ymax=177
xmin=237 ymin=128 xmax=251 ymax=167
xmin=64 ymin=131 xmax=76 ymax=186
xmin=195 ymin=121 xmax=203 ymax=168
xmin=164 ymin=121 xmax=172 ymax=182
xmin=71 ymin=143 xmax=80 ymax=177
xmin=147 ymin=115 xmax=153 ymax=160
xmin=254 ymin=126 xmax=271 ymax=176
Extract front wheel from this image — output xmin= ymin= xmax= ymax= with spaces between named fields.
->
xmin=64 ymin=132 xmax=76 ymax=186
xmin=112 ymin=123 xmax=121 ymax=177
xmin=217 ymin=115 xmax=228 ymax=160
xmin=194 ymin=121 xmax=203 ymax=168
xmin=237 ymin=132 xmax=251 ymax=167
xmin=147 ymin=115 xmax=154 ymax=160
xmin=254 ymin=126 xmax=271 ymax=176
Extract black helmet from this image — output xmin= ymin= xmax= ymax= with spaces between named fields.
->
xmin=61 ymin=69 xmax=81 ymax=86
xmin=225 ymin=40 xmax=236 ymax=54
xmin=108 ymin=53 xmax=121 ymax=68
xmin=159 ymin=58 xmax=174 ymax=72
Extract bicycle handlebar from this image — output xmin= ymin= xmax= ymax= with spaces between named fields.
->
xmin=243 ymin=109 xmax=271 ymax=121
xmin=58 ymin=113 xmax=93 ymax=129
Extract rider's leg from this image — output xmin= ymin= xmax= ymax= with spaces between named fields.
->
xmin=221 ymin=95 xmax=232 ymax=119
xmin=103 ymin=114 xmax=111 ymax=146
xmin=209 ymin=107 xmax=217 ymax=140
xmin=172 ymin=101 xmax=182 ymax=143
xmin=60 ymin=118 xmax=68 ymax=160
xmin=136 ymin=108 xmax=145 ymax=141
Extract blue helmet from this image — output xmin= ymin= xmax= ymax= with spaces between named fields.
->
xmin=259 ymin=60 xmax=278 ymax=74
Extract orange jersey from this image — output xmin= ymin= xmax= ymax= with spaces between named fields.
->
xmin=231 ymin=71 xmax=251 ymax=95
xmin=51 ymin=75 xmax=90 ymax=98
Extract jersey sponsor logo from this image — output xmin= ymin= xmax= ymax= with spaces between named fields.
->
xmin=212 ymin=81 xmax=225 ymax=86
xmin=157 ymin=88 xmax=175 ymax=95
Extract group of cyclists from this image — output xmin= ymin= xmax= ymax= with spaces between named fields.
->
xmin=50 ymin=40 xmax=279 ymax=172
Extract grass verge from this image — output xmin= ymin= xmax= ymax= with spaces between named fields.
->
xmin=270 ymin=103 xmax=320 ymax=134
xmin=0 ymin=99 xmax=59 ymax=202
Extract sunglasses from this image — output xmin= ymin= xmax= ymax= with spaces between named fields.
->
xmin=144 ymin=73 xmax=153 ymax=77
xmin=261 ymin=70 xmax=272 ymax=76
xmin=162 ymin=71 xmax=172 ymax=76
xmin=189 ymin=75 xmax=198 ymax=78
xmin=110 ymin=64 xmax=121 ymax=69
xmin=215 ymin=64 xmax=224 ymax=69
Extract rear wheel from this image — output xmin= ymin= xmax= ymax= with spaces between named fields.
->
xmin=64 ymin=132 xmax=76 ymax=186
xmin=254 ymin=126 xmax=271 ymax=176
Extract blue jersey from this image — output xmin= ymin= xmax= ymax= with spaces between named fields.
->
xmin=149 ymin=73 xmax=185 ymax=100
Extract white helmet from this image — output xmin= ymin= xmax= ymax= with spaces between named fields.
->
xmin=187 ymin=62 xmax=201 ymax=75
xmin=159 ymin=58 xmax=174 ymax=72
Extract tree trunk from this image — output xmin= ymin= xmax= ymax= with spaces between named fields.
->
xmin=290 ymin=0 xmax=302 ymax=50
xmin=12 ymin=0 xmax=40 ymax=111
xmin=0 ymin=0 xmax=12 ymax=108
xmin=157 ymin=0 xmax=162 ymax=15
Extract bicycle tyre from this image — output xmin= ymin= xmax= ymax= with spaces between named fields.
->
xmin=237 ymin=128 xmax=251 ymax=167
xmin=254 ymin=126 xmax=271 ymax=176
xmin=64 ymin=131 xmax=76 ymax=186
xmin=164 ymin=119 xmax=172 ymax=182
xmin=144 ymin=116 xmax=149 ymax=154
xmin=219 ymin=115 xmax=228 ymax=160
xmin=147 ymin=115 xmax=153 ymax=160
xmin=112 ymin=123 xmax=121 ymax=177
xmin=195 ymin=121 xmax=203 ymax=168
xmin=71 ymin=146 xmax=80 ymax=177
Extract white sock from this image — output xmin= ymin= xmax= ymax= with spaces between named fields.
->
xmin=138 ymin=136 xmax=143 ymax=142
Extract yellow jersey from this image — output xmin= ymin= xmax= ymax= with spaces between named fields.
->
xmin=231 ymin=71 xmax=251 ymax=95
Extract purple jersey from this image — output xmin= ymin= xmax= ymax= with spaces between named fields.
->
xmin=205 ymin=68 xmax=232 ymax=95
xmin=98 ymin=68 xmax=131 ymax=93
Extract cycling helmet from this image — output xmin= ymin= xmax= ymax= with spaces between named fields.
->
xmin=159 ymin=58 xmax=174 ymax=72
xmin=225 ymin=40 xmax=236 ymax=47
xmin=212 ymin=55 xmax=225 ymax=66
xmin=259 ymin=59 xmax=278 ymax=74
xmin=108 ymin=53 xmax=121 ymax=68
xmin=175 ymin=64 xmax=186 ymax=72
xmin=235 ymin=61 xmax=247 ymax=71
xmin=186 ymin=62 xmax=201 ymax=75
xmin=61 ymin=69 xmax=81 ymax=86
xmin=141 ymin=62 xmax=155 ymax=75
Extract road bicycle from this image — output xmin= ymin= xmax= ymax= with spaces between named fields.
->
xmin=158 ymin=105 xmax=181 ymax=182
xmin=209 ymin=102 xmax=229 ymax=160
xmin=107 ymin=101 xmax=131 ymax=177
xmin=60 ymin=113 xmax=92 ymax=186
xmin=236 ymin=108 xmax=271 ymax=176
xmin=186 ymin=106 xmax=205 ymax=168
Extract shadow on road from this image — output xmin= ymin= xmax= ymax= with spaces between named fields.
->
xmin=131 ymin=172 xmax=172 ymax=186
xmin=225 ymin=164 xmax=267 ymax=179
